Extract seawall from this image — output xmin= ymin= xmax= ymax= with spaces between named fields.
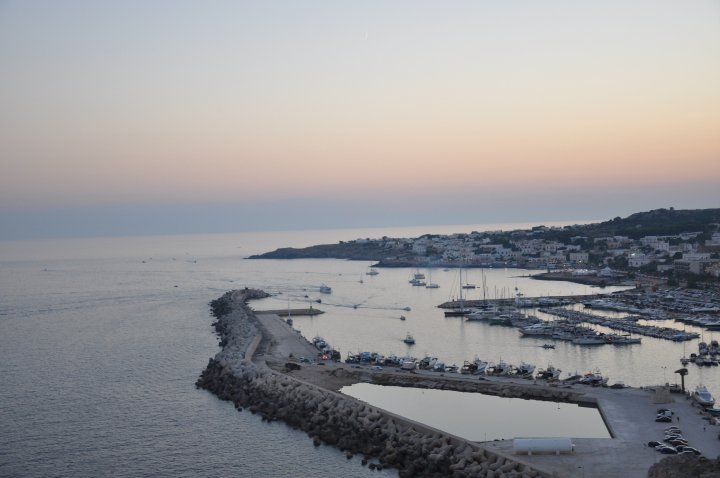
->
xmin=197 ymin=289 xmax=547 ymax=478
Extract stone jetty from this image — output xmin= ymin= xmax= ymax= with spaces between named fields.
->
xmin=197 ymin=289 xmax=546 ymax=478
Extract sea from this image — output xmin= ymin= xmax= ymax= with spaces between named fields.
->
xmin=1 ymin=222 xmax=716 ymax=477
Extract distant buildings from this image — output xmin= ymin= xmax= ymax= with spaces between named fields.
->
xmin=349 ymin=223 xmax=719 ymax=281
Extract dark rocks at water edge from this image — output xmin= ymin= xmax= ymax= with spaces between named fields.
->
xmin=197 ymin=289 xmax=543 ymax=478
xmin=648 ymin=455 xmax=720 ymax=478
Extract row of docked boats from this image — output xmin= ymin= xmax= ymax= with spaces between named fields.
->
xmin=539 ymin=307 xmax=698 ymax=342
xmin=681 ymin=340 xmax=720 ymax=366
xmin=342 ymin=350 xmax=598 ymax=383
xmin=519 ymin=321 xmax=641 ymax=346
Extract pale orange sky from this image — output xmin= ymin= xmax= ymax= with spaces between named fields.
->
xmin=0 ymin=1 xmax=718 ymax=238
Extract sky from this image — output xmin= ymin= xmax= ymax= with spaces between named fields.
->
xmin=1 ymin=1 xmax=718 ymax=239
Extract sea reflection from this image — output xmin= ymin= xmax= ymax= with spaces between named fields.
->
xmin=340 ymin=383 xmax=610 ymax=441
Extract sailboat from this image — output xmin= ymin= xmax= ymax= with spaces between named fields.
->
xmin=461 ymin=269 xmax=476 ymax=289
xmin=445 ymin=266 xmax=471 ymax=317
xmin=425 ymin=270 xmax=439 ymax=288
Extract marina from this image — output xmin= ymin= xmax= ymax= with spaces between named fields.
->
xmin=251 ymin=296 xmax=720 ymax=478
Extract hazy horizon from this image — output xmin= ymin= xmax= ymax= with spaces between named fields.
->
xmin=1 ymin=1 xmax=718 ymax=240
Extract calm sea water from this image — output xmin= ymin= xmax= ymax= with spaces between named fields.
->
xmin=340 ymin=383 xmax=610 ymax=441
xmin=0 ymin=222 xmax=715 ymax=477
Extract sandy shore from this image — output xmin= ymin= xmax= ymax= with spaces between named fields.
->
xmin=252 ymin=309 xmax=720 ymax=478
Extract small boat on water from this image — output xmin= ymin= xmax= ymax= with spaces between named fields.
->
xmin=694 ymin=385 xmax=716 ymax=407
xmin=399 ymin=315 xmax=406 ymax=321
xmin=403 ymin=333 xmax=416 ymax=345
xmin=319 ymin=284 xmax=332 ymax=294
xmin=366 ymin=268 xmax=379 ymax=275
xmin=542 ymin=344 xmax=555 ymax=349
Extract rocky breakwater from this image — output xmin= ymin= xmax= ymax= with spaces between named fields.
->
xmin=197 ymin=289 xmax=547 ymax=478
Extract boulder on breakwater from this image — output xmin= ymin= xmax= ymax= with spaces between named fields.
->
xmin=197 ymin=289 xmax=546 ymax=477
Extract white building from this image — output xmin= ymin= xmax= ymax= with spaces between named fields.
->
xmin=628 ymin=253 xmax=651 ymax=268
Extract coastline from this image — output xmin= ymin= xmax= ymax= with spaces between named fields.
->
xmin=198 ymin=289 xmax=720 ymax=478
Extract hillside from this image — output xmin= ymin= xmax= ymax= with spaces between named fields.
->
xmin=580 ymin=208 xmax=720 ymax=239
xmin=248 ymin=208 xmax=720 ymax=261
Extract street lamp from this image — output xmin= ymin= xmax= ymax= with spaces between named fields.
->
xmin=662 ymin=366 xmax=667 ymax=384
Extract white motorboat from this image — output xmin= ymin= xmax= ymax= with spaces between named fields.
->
xmin=694 ymin=385 xmax=716 ymax=407
xmin=366 ymin=268 xmax=379 ymax=275
xmin=572 ymin=335 xmax=607 ymax=346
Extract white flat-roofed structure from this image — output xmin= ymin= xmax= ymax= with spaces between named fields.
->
xmin=513 ymin=438 xmax=575 ymax=455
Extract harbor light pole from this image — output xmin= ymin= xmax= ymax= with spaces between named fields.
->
xmin=661 ymin=366 xmax=667 ymax=384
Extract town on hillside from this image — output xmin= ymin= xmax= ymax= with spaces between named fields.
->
xmin=255 ymin=208 xmax=720 ymax=289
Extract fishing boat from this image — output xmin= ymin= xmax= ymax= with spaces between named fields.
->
xmin=693 ymin=385 xmax=716 ymax=407
xmin=542 ymin=343 xmax=555 ymax=349
xmin=578 ymin=370 xmax=609 ymax=386
xmin=514 ymin=362 xmax=536 ymax=379
xmin=319 ymin=284 xmax=332 ymax=294
xmin=366 ymin=268 xmax=379 ymax=276
xmin=486 ymin=360 xmax=513 ymax=376
xmin=536 ymin=365 xmax=562 ymax=381
xmin=403 ymin=333 xmax=416 ymax=345
xmin=472 ymin=358 xmax=489 ymax=374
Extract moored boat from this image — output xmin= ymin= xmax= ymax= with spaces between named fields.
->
xmin=694 ymin=385 xmax=716 ymax=407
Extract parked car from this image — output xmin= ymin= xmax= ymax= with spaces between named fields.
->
xmin=659 ymin=447 xmax=678 ymax=454
xmin=677 ymin=446 xmax=701 ymax=455
xmin=656 ymin=416 xmax=673 ymax=422
xmin=648 ymin=441 xmax=661 ymax=448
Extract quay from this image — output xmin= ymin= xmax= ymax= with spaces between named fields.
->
xmin=439 ymin=293 xmax=615 ymax=310
xmin=200 ymin=289 xmax=720 ymax=478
